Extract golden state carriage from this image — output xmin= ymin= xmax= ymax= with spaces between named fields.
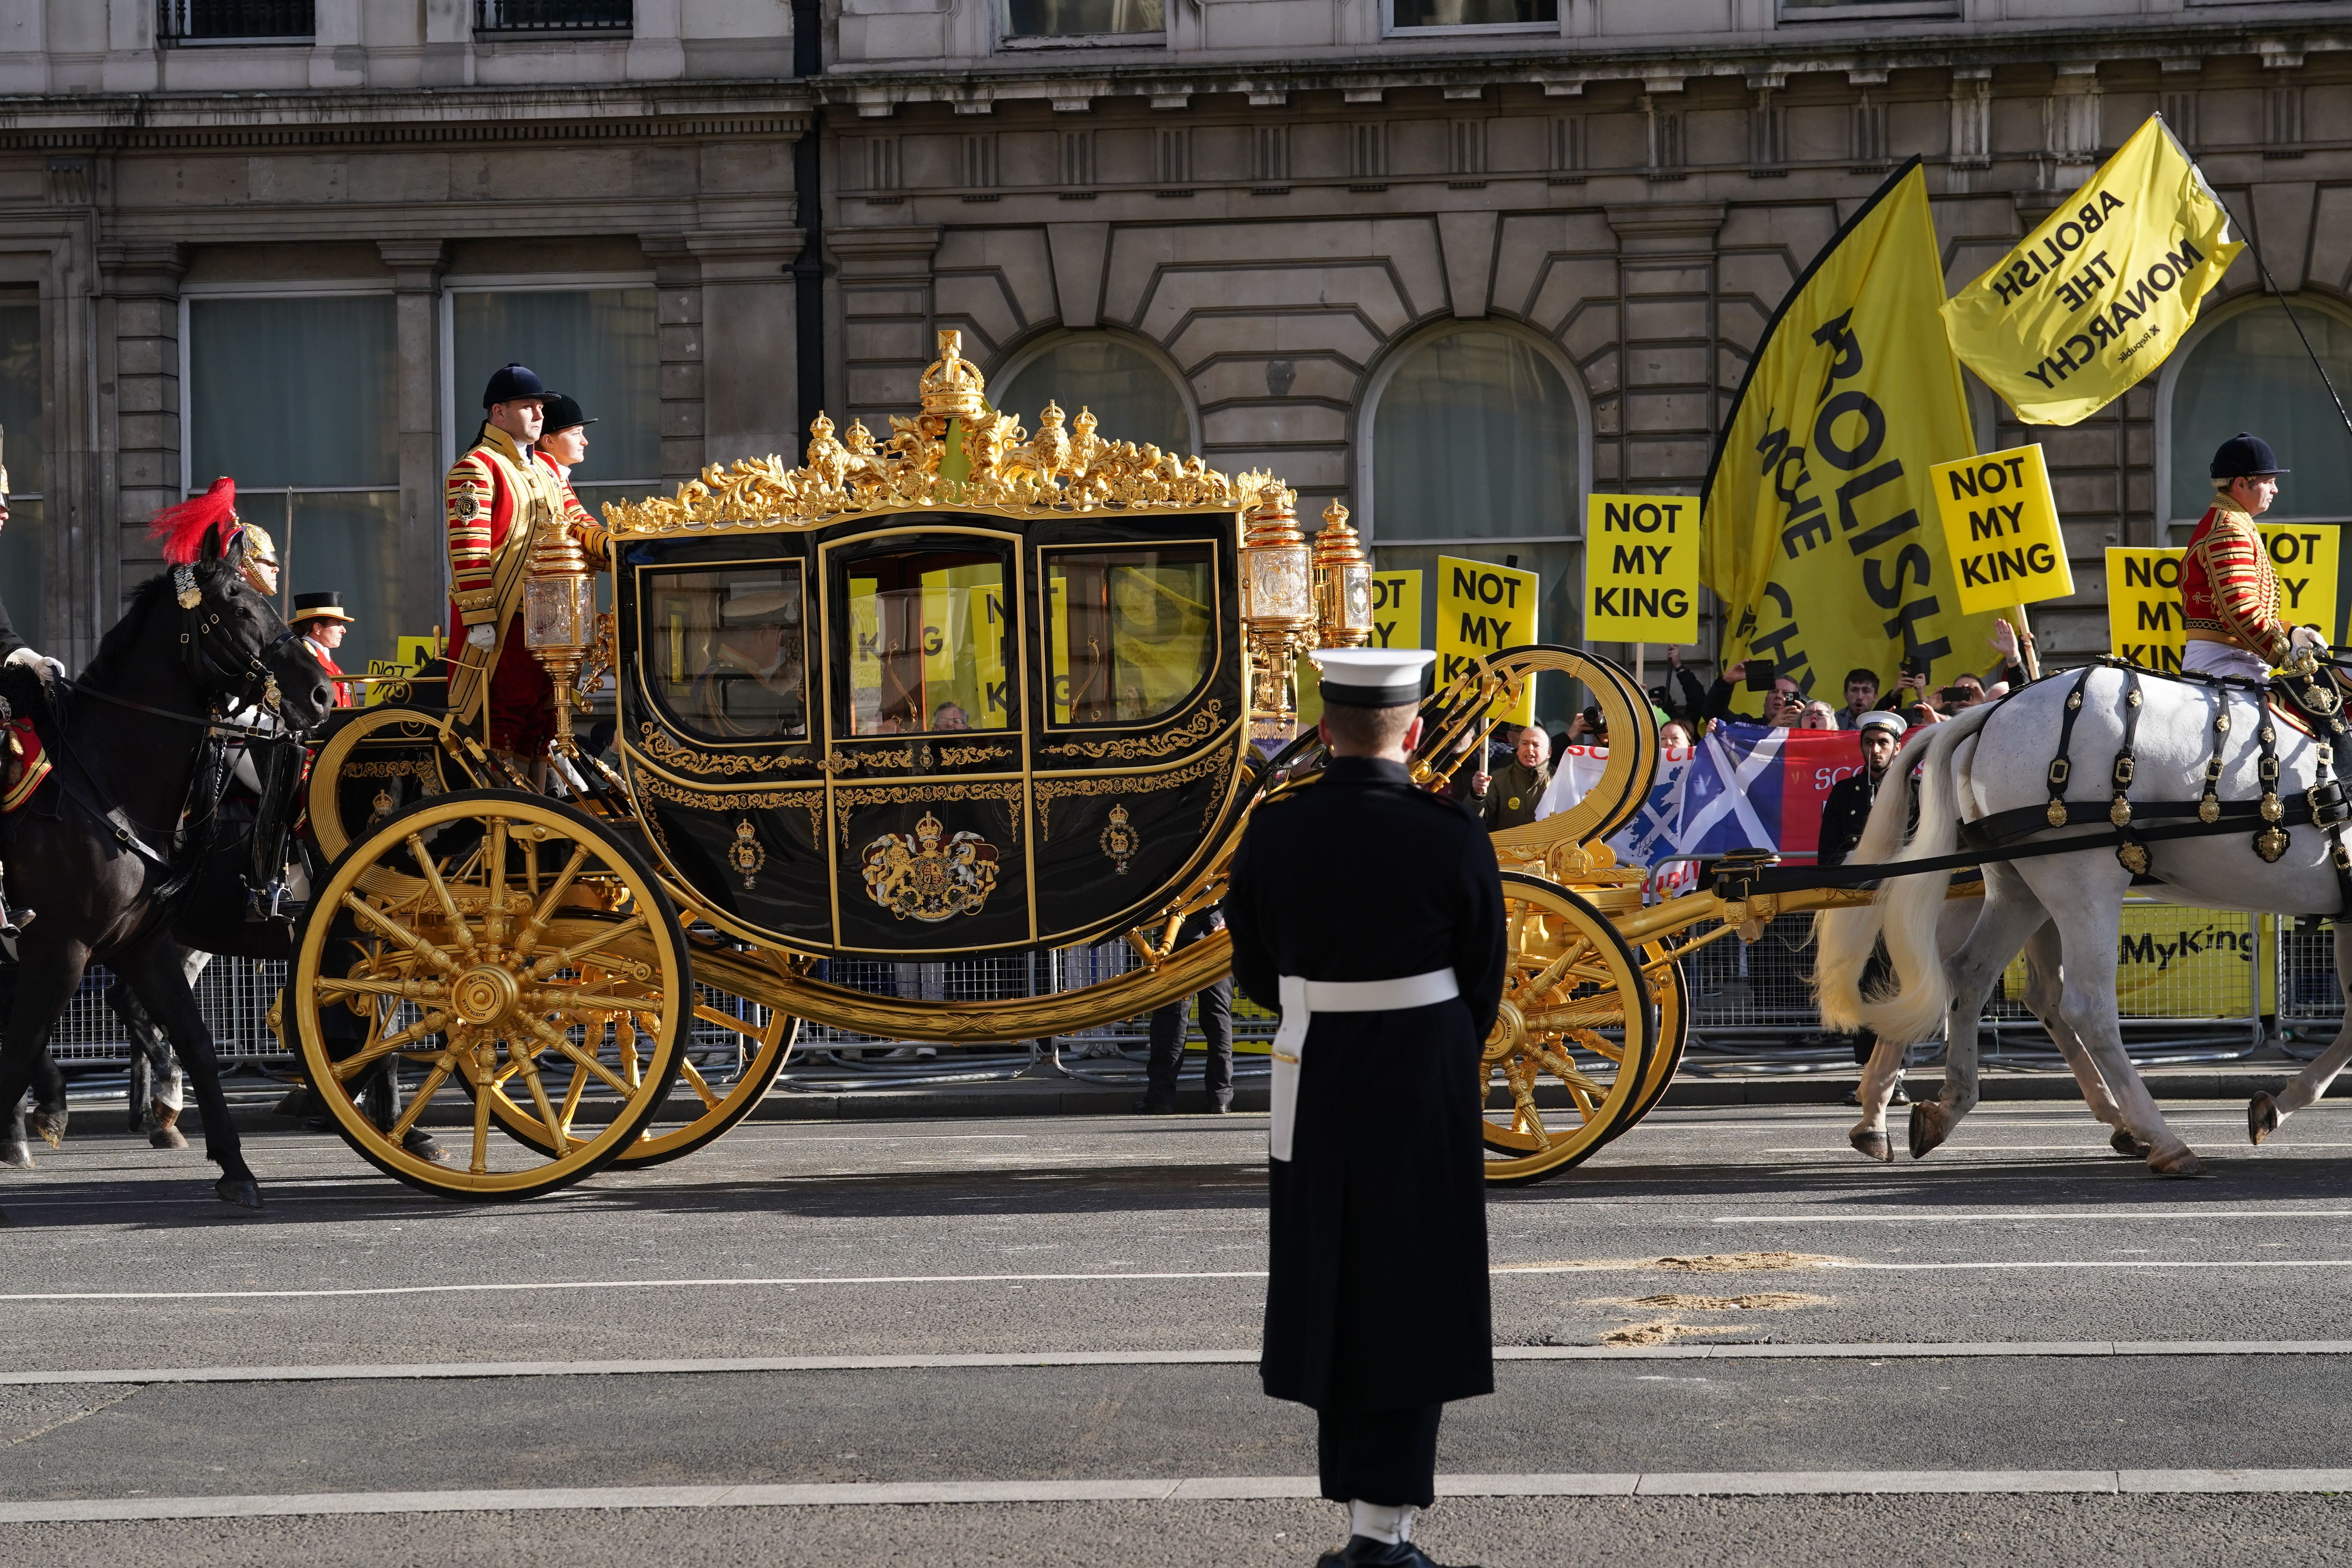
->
xmin=289 ymin=331 xmax=1820 ymax=1200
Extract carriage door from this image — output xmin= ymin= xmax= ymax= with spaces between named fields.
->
xmin=822 ymin=528 xmax=1032 ymax=954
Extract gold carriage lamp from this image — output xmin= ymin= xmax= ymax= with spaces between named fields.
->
xmin=524 ymin=513 xmax=598 ymax=751
xmin=1240 ymin=484 xmax=1315 ymax=743
xmin=1311 ymin=500 xmax=1373 ymax=649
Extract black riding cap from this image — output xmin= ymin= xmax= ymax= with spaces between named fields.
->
xmin=482 ymin=363 xmax=548 ymax=410
xmin=540 ymin=391 xmax=595 ymax=436
xmin=2211 ymin=432 xmax=2290 ymax=479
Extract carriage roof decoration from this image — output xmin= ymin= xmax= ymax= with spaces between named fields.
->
xmin=599 ymin=331 xmax=1278 ymax=535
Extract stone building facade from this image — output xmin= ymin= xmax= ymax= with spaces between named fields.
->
xmin=5 ymin=0 xmax=2352 ymax=691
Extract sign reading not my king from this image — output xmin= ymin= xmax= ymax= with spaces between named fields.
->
xmin=1436 ymin=555 xmax=1539 ymax=726
xmin=1585 ymin=493 xmax=1700 ymax=644
xmin=1931 ymin=444 xmax=2074 ymax=617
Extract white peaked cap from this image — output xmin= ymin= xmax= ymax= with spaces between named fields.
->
xmin=1309 ymin=647 xmax=1438 ymax=708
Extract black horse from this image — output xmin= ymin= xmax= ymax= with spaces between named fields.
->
xmin=0 ymin=528 xmax=334 ymax=1205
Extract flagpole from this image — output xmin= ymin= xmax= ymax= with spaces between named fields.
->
xmin=2167 ymin=114 xmax=2352 ymax=444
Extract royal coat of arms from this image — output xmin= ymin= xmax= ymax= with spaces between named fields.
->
xmin=860 ymin=810 xmax=1000 ymax=921
xmin=1099 ymin=801 xmax=1141 ymax=875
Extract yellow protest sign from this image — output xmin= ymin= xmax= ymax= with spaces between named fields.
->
xmin=1703 ymin=161 xmax=2004 ymax=694
xmin=1586 ymin=494 xmax=1700 ymax=643
xmin=364 ymin=634 xmax=444 ymax=707
xmin=2005 ymin=901 xmax=2267 ymax=1017
xmin=1437 ymin=554 xmax=1537 ymax=726
xmin=1931 ymin=445 xmax=2074 ymax=615
xmin=1370 ymin=569 xmax=1422 ymax=650
xmin=2105 ymin=548 xmax=2184 ymax=671
xmin=2106 ymin=524 xmax=2337 ymax=673
xmin=1942 ymin=116 xmax=2243 ymax=426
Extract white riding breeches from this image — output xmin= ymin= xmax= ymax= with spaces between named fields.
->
xmin=2181 ymin=640 xmax=2272 ymax=682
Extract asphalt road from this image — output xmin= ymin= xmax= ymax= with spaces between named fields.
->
xmin=7 ymin=1098 xmax=2352 ymax=1565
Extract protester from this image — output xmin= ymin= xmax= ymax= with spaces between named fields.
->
xmin=1799 ymin=700 xmax=1838 ymax=730
xmin=1661 ymin=645 xmax=1711 ymax=725
xmin=1228 ymin=646 xmax=1503 ymax=1568
xmin=1835 ymin=667 xmax=1885 ymax=729
xmin=1135 ymin=906 xmax=1234 ymax=1115
xmin=1471 ymin=723 xmax=1552 ymax=831
xmin=1659 ymin=718 xmax=1694 ymax=749
xmin=1705 ymin=660 xmax=1803 ymax=727
xmin=1819 ymin=709 xmax=1911 ymax=1105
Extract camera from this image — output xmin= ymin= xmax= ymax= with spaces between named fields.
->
xmin=1581 ymin=704 xmax=1607 ymax=736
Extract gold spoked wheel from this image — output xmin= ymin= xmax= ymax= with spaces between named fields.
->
xmin=292 ymin=789 xmax=691 ymax=1200
xmin=478 ymin=936 xmax=800 ymax=1169
xmin=1481 ymin=872 xmax=1657 ymax=1186
xmin=1608 ymin=945 xmax=1688 ymax=1143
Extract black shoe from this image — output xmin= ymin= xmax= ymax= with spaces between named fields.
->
xmin=1889 ymin=1080 xmax=1909 ymax=1106
xmin=1316 ymin=1539 xmax=1473 ymax=1568
xmin=1132 ymin=1096 xmax=1178 ymax=1114
xmin=0 ymin=904 xmax=28 ymax=938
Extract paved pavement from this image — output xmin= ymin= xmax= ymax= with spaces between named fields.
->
xmin=7 ymin=1098 xmax=2352 ymax=1564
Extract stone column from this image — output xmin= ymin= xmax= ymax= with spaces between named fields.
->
xmin=639 ymin=236 xmax=706 ymax=482
xmin=688 ymin=230 xmax=806 ymax=467
xmin=379 ymin=241 xmax=450 ymax=644
xmin=829 ymin=225 xmax=942 ymax=436
xmin=97 ymin=241 xmax=187 ymax=594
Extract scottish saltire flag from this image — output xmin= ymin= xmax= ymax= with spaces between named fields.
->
xmin=1543 ymin=724 xmax=1865 ymax=895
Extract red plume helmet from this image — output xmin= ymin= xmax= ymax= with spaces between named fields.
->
xmin=148 ymin=477 xmax=242 ymax=566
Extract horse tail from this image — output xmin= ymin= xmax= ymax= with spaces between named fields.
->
xmin=1814 ymin=706 xmax=1997 ymax=1039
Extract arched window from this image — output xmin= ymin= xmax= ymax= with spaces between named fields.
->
xmin=1364 ymin=323 xmax=1583 ymax=698
xmin=2167 ymin=297 xmax=2352 ymax=526
xmin=995 ymin=333 xmax=1193 ymax=457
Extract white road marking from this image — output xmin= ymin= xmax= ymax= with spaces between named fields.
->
xmin=8 ymin=1468 xmax=2352 ymax=1523
xmin=1759 ymin=1144 xmax=2352 ymax=1154
xmin=1717 ymin=1210 xmax=2352 ymax=1222
xmin=12 ymin=1339 xmax=2352 ymax=1387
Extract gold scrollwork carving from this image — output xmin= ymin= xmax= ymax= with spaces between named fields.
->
xmin=603 ymin=330 xmax=1275 ymax=537
xmin=1033 ymin=750 xmax=1232 ymax=840
xmin=637 ymin=723 xmax=814 ymax=779
xmin=936 ymin=744 xmax=1014 ymax=767
xmin=832 ymin=780 xmax=1026 ymax=848
xmin=634 ymin=772 xmax=825 ymax=847
xmin=337 ymin=759 xmax=443 ymax=786
xmin=1042 ymin=702 xmax=1225 ymax=762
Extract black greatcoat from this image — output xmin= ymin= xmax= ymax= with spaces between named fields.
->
xmin=1227 ymin=755 xmax=1507 ymax=1414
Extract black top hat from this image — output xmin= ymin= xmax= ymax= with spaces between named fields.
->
xmin=540 ymin=391 xmax=595 ymax=436
xmin=2211 ymin=432 xmax=2290 ymax=479
xmin=290 ymin=590 xmax=354 ymax=625
xmin=482 ymin=363 xmax=548 ymax=410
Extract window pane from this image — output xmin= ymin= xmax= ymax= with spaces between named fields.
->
xmin=278 ymin=491 xmax=401 ymax=670
xmin=0 ymin=497 xmax=42 ymax=652
xmin=840 ymin=550 xmax=1012 ymax=735
xmin=452 ymin=289 xmax=660 ymax=481
xmin=1005 ymin=0 xmax=1163 ymax=35
xmin=189 ymin=297 xmax=397 ymax=488
xmin=997 ymin=336 xmax=1189 ymax=457
xmin=1372 ymin=327 xmax=1578 ymax=540
xmin=646 ymin=564 xmax=809 ymax=742
xmin=0 ymin=302 xmax=42 ymax=496
xmin=1046 ymin=546 xmax=1215 ymax=725
xmin=1392 ymin=0 xmax=1554 ymax=25
xmin=2171 ymin=302 xmax=2352 ymax=521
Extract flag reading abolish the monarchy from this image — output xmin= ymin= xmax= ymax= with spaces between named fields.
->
xmin=1703 ymin=160 xmax=2004 ymax=694
xmin=1940 ymin=116 xmax=2241 ymax=426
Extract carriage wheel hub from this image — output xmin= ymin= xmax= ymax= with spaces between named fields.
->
xmin=452 ymin=964 xmax=523 ymax=1026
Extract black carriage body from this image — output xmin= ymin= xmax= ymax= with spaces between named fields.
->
xmin=615 ymin=508 xmax=1249 ymax=957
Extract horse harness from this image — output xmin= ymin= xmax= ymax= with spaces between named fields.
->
xmin=1711 ymin=656 xmax=2352 ymax=913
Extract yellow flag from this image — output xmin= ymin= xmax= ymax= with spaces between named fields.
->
xmin=1703 ymin=161 xmax=2004 ymax=693
xmin=1940 ymin=115 xmax=2243 ymax=425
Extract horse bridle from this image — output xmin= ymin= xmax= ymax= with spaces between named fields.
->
xmin=171 ymin=561 xmax=303 ymax=722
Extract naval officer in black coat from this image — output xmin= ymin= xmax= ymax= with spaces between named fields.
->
xmin=1227 ymin=646 xmax=1507 ymax=1568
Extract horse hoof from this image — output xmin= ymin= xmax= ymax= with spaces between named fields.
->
xmin=2249 ymin=1093 xmax=2282 ymax=1147
xmin=1907 ymin=1101 xmax=1949 ymax=1160
xmin=1848 ymin=1127 xmax=1894 ymax=1164
xmin=214 ymin=1177 xmax=264 ymax=1210
xmin=149 ymin=1125 xmax=189 ymax=1151
xmin=2111 ymin=1127 xmax=2152 ymax=1158
xmin=2149 ymin=1149 xmax=2206 ymax=1179
xmin=402 ymin=1129 xmax=450 ymax=1165
xmin=0 ymin=1142 xmax=31 ymax=1171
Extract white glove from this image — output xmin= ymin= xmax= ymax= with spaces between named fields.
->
xmin=2292 ymin=623 xmax=2329 ymax=653
xmin=467 ymin=625 xmax=497 ymax=651
xmin=4 ymin=647 xmax=60 ymax=679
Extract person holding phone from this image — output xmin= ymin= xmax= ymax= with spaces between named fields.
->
xmin=1703 ymin=659 xmax=1801 ymax=725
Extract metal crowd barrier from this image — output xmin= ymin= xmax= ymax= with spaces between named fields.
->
xmin=2274 ymin=916 xmax=2345 ymax=1060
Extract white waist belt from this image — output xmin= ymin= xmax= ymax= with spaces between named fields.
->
xmin=1268 ymin=967 xmax=1459 ymax=1163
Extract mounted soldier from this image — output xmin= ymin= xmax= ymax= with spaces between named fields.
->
xmin=445 ymin=364 xmax=609 ymax=772
xmin=0 ymin=474 xmax=64 ymax=936
xmin=2180 ymin=431 xmax=2328 ymax=681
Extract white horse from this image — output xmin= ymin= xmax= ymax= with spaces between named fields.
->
xmin=1818 ymin=665 xmax=2352 ymax=1176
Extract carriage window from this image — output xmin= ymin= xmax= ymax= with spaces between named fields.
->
xmin=840 ymin=549 xmax=1013 ymax=735
xmin=645 ymin=564 xmax=808 ymax=742
xmin=1046 ymin=546 xmax=1216 ymax=726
